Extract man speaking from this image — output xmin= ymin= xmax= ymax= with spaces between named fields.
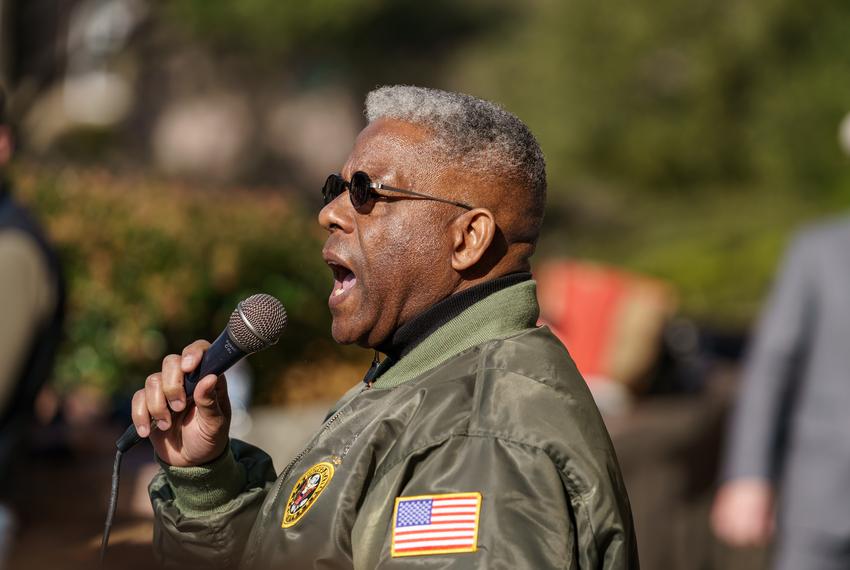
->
xmin=133 ymin=86 xmax=638 ymax=569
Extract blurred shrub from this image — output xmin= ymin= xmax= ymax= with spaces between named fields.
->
xmin=14 ymin=165 xmax=365 ymax=401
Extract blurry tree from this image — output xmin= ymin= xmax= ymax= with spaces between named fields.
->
xmin=451 ymin=0 xmax=850 ymax=196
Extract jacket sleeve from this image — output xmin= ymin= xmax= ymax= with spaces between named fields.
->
xmin=149 ymin=438 xmax=277 ymax=569
xmin=353 ymin=434 xmax=636 ymax=570
xmin=722 ymin=231 xmax=816 ymax=482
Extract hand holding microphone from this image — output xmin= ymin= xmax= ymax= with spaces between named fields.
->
xmin=124 ymin=294 xmax=287 ymax=466
xmin=102 ymin=294 xmax=286 ymax=563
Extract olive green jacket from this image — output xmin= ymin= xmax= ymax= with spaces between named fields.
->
xmin=150 ymin=281 xmax=638 ymax=569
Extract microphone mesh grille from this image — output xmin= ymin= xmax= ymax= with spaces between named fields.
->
xmin=227 ymin=293 xmax=287 ymax=353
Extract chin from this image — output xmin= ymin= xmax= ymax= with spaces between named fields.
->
xmin=330 ymin=316 xmax=366 ymax=346
xmin=330 ymin=323 xmax=356 ymax=345
xmin=331 ymin=316 xmax=390 ymax=349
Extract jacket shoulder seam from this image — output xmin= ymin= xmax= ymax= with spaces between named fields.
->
xmin=374 ymin=430 xmax=586 ymax=498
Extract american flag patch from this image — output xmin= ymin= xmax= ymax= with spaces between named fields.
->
xmin=391 ymin=492 xmax=482 ymax=557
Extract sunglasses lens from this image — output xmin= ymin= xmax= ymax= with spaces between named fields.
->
xmin=322 ymin=175 xmax=345 ymax=205
xmin=350 ymin=172 xmax=372 ymax=209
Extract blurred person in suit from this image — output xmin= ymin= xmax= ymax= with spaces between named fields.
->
xmin=0 ymin=86 xmax=65 ymax=566
xmin=712 ymin=218 xmax=850 ymax=569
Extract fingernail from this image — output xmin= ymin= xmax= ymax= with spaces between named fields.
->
xmin=182 ymin=355 xmax=193 ymax=368
xmin=138 ymin=425 xmax=149 ymax=437
xmin=169 ymin=399 xmax=185 ymax=411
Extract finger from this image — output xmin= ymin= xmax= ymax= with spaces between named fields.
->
xmin=215 ymin=373 xmax=231 ymax=418
xmin=193 ymin=374 xmax=227 ymax=419
xmin=161 ymin=354 xmax=186 ymax=412
xmin=181 ymin=340 xmax=211 ymax=373
xmin=145 ymin=373 xmax=172 ymax=430
xmin=131 ymin=389 xmax=151 ymax=438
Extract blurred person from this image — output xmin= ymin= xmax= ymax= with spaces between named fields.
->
xmin=0 ymin=87 xmax=65 ymax=565
xmin=133 ymin=86 xmax=638 ymax=568
xmin=712 ymin=219 xmax=850 ymax=569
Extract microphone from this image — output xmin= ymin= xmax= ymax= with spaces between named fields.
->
xmin=115 ymin=293 xmax=287 ymax=452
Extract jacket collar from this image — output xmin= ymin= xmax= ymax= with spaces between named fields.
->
xmin=377 ymin=272 xmax=531 ymax=360
xmin=370 ymin=279 xmax=540 ymax=390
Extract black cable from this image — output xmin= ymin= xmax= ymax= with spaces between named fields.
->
xmin=100 ymin=448 xmax=124 ymax=567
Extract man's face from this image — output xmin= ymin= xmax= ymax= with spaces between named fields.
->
xmin=318 ymin=118 xmax=462 ymax=347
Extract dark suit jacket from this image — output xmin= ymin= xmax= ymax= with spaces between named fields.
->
xmin=722 ymin=217 xmax=850 ymax=567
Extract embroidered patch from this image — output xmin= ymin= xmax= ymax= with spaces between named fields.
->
xmin=391 ymin=492 xmax=482 ymax=557
xmin=281 ymin=461 xmax=335 ymax=528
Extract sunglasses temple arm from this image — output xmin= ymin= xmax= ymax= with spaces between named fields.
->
xmin=375 ymin=184 xmax=474 ymax=210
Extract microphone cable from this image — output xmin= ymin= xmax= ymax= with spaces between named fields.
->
xmin=99 ymin=448 xmax=123 ymax=567
xmin=100 ymin=409 xmax=144 ymax=566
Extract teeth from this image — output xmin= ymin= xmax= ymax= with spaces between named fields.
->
xmin=334 ymin=288 xmax=344 ymax=296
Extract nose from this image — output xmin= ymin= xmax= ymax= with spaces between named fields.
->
xmin=318 ymin=192 xmax=354 ymax=233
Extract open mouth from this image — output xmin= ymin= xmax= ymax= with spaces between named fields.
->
xmin=329 ymin=262 xmax=357 ymax=302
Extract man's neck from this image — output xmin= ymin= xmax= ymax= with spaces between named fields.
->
xmin=376 ymin=272 xmax=532 ymax=360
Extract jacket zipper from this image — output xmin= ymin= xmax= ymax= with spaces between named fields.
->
xmin=270 ymin=385 xmax=369 ymax=502
xmin=242 ymin=391 xmax=365 ymax=567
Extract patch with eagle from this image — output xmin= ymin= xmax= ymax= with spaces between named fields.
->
xmin=281 ymin=461 xmax=335 ymax=528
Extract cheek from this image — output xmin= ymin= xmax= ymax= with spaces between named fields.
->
xmin=362 ymin=216 xmax=449 ymax=287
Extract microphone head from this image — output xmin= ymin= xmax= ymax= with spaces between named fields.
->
xmin=227 ymin=293 xmax=287 ymax=353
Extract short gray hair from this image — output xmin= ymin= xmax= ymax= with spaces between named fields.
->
xmin=364 ymin=86 xmax=546 ymax=201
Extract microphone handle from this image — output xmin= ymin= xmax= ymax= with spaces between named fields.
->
xmin=116 ymin=329 xmax=248 ymax=452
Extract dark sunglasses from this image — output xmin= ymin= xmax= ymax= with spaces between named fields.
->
xmin=322 ymin=171 xmax=474 ymax=211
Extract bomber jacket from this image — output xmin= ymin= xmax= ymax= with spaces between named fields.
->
xmin=150 ymin=280 xmax=638 ymax=569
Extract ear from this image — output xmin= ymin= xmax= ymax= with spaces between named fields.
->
xmin=450 ymin=208 xmax=497 ymax=272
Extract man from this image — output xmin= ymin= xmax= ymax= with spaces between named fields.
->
xmin=135 ymin=86 xmax=638 ymax=569
xmin=0 ymin=87 xmax=65 ymax=565
xmin=712 ymin=218 xmax=850 ymax=570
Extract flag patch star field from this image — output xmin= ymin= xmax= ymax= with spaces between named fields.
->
xmin=391 ymin=492 xmax=482 ymax=557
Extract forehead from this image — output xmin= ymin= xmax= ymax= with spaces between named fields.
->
xmin=342 ymin=118 xmax=442 ymax=181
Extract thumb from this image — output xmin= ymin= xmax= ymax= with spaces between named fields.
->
xmin=193 ymin=374 xmax=229 ymax=420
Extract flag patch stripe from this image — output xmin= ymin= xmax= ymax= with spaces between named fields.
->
xmin=391 ymin=492 xmax=482 ymax=557
xmin=395 ymin=523 xmax=476 ymax=534
xmin=395 ymin=530 xmax=475 ymax=544
xmin=431 ymin=507 xmax=477 ymax=514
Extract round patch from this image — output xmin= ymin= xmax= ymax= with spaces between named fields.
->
xmin=281 ymin=461 xmax=335 ymax=528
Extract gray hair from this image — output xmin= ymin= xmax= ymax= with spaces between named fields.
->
xmin=364 ymin=86 xmax=547 ymax=202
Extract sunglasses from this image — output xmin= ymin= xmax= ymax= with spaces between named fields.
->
xmin=322 ymin=171 xmax=474 ymax=211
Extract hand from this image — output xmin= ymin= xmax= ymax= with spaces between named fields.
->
xmin=711 ymin=478 xmax=775 ymax=547
xmin=131 ymin=340 xmax=231 ymax=467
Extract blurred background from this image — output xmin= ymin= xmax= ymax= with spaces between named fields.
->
xmin=1 ymin=0 xmax=849 ymax=568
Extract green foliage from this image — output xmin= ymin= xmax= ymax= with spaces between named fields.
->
xmin=451 ymin=0 xmax=850 ymax=196
xmin=164 ymin=0 xmax=379 ymax=58
xmin=15 ymin=166 xmax=352 ymax=398
xmin=162 ymin=0 xmax=512 ymax=82
xmin=446 ymin=0 xmax=850 ymax=323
